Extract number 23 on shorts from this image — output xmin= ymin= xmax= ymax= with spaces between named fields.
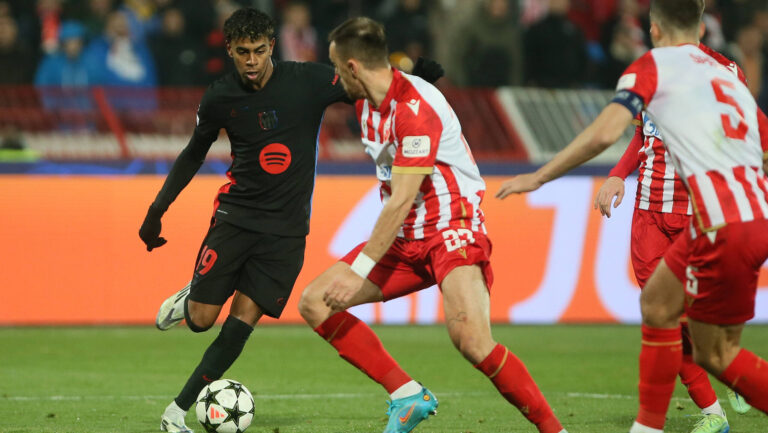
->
xmin=442 ymin=228 xmax=476 ymax=252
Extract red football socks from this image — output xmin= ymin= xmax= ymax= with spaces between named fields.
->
xmin=679 ymin=324 xmax=718 ymax=409
xmin=636 ymin=324 xmax=682 ymax=430
xmin=314 ymin=311 xmax=411 ymax=394
xmin=680 ymin=354 xmax=718 ymax=409
xmin=718 ymin=349 xmax=768 ymax=413
xmin=475 ymin=344 xmax=563 ymax=433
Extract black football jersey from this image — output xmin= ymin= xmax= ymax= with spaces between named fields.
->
xmin=154 ymin=60 xmax=347 ymax=236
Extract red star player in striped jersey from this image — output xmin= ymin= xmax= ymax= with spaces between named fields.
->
xmin=497 ymin=0 xmax=768 ymax=432
xmin=298 ymin=17 xmax=567 ymax=433
xmin=593 ymin=41 xmax=762 ymax=431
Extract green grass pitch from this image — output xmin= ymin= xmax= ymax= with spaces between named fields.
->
xmin=1 ymin=325 xmax=766 ymax=433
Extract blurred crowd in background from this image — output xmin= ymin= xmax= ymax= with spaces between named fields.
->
xmin=0 ymin=0 xmax=766 ymax=93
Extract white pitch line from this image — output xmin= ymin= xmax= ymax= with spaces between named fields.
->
xmin=1 ymin=391 xmax=696 ymax=402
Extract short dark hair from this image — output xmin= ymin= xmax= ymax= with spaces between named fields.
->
xmin=223 ymin=8 xmax=275 ymax=44
xmin=328 ymin=17 xmax=389 ymax=67
xmin=650 ymin=0 xmax=704 ymax=32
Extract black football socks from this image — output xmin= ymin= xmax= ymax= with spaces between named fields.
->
xmin=174 ymin=316 xmax=254 ymax=410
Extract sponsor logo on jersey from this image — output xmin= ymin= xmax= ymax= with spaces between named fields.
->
xmin=642 ymin=112 xmax=661 ymax=139
xmin=616 ymin=73 xmax=636 ymax=90
xmin=259 ymin=142 xmax=292 ymax=174
xmin=258 ymin=110 xmax=278 ymax=130
xmin=401 ymin=135 xmax=430 ymax=158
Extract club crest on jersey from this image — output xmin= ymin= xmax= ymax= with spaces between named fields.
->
xmin=642 ymin=112 xmax=661 ymax=139
xmin=259 ymin=110 xmax=278 ymax=130
xmin=401 ymin=135 xmax=430 ymax=158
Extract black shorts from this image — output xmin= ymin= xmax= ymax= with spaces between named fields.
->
xmin=188 ymin=220 xmax=306 ymax=318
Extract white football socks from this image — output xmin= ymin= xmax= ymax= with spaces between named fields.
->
xmin=701 ymin=400 xmax=726 ymax=417
xmin=165 ymin=400 xmax=187 ymax=416
xmin=390 ymin=380 xmax=422 ymax=400
xmin=630 ymin=421 xmax=663 ymax=433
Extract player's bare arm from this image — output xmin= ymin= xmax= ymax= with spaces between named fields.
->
xmin=496 ymin=103 xmax=634 ymax=199
xmin=323 ymin=171 xmax=426 ymax=310
xmin=594 ymin=176 xmax=625 ymax=218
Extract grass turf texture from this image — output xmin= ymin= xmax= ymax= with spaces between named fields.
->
xmin=1 ymin=325 xmax=766 ymax=433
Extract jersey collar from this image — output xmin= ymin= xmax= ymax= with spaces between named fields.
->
xmin=373 ymin=67 xmax=402 ymax=112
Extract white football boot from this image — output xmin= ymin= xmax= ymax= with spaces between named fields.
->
xmin=155 ymin=283 xmax=190 ymax=330
xmin=160 ymin=401 xmax=193 ymax=433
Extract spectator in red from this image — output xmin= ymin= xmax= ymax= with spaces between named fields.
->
xmin=278 ymin=1 xmax=318 ymax=62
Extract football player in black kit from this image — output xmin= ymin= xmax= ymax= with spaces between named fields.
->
xmin=137 ymin=8 xmax=443 ymax=433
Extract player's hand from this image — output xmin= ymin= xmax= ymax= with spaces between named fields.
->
xmin=495 ymin=173 xmax=543 ymax=199
xmin=412 ymin=57 xmax=444 ymax=84
xmin=323 ymin=268 xmax=364 ymax=311
xmin=139 ymin=204 xmax=167 ymax=251
xmin=594 ymin=176 xmax=625 ymax=218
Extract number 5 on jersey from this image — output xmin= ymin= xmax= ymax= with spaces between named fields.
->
xmin=711 ymin=78 xmax=748 ymax=140
xmin=442 ymin=228 xmax=476 ymax=252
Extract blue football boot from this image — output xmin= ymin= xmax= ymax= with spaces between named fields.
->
xmin=383 ymin=387 xmax=438 ymax=433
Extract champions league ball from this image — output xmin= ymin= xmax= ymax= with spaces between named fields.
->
xmin=195 ymin=379 xmax=254 ymax=433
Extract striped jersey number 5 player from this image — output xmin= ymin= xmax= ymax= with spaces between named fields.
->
xmin=615 ymin=48 xmax=768 ymax=234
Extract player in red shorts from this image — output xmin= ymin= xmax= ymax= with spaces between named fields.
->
xmin=297 ymin=17 xmax=567 ymax=433
xmin=498 ymin=1 xmax=768 ymax=432
xmin=593 ymin=42 xmax=756 ymax=432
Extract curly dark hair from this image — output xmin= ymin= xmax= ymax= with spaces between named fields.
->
xmin=223 ymin=8 xmax=275 ymax=43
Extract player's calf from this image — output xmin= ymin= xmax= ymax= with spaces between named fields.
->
xmin=475 ymin=344 xmax=565 ymax=433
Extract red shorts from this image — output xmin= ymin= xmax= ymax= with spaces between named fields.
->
xmin=664 ymin=219 xmax=768 ymax=325
xmin=631 ymin=209 xmax=690 ymax=287
xmin=341 ymin=228 xmax=494 ymax=301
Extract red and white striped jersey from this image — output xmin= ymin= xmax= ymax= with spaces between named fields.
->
xmin=610 ymin=45 xmax=747 ymax=216
xmin=617 ymin=44 xmax=768 ymax=233
xmin=355 ymin=68 xmax=486 ymax=239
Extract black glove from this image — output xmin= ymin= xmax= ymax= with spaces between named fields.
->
xmin=139 ymin=204 xmax=167 ymax=251
xmin=412 ymin=57 xmax=445 ymax=84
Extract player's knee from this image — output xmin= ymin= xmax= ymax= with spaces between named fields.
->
xmin=186 ymin=317 xmax=214 ymax=333
xmin=450 ymin=328 xmax=494 ymax=364
xmin=640 ymin=296 xmax=677 ymax=327
xmin=297 ymin=287 xmax=323 ymax=323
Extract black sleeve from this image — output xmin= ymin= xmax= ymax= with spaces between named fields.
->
xmin=305 ymin=62 xmax=352 ymax=106
xmin=152 ymin=87 xmax=222 ymax=212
